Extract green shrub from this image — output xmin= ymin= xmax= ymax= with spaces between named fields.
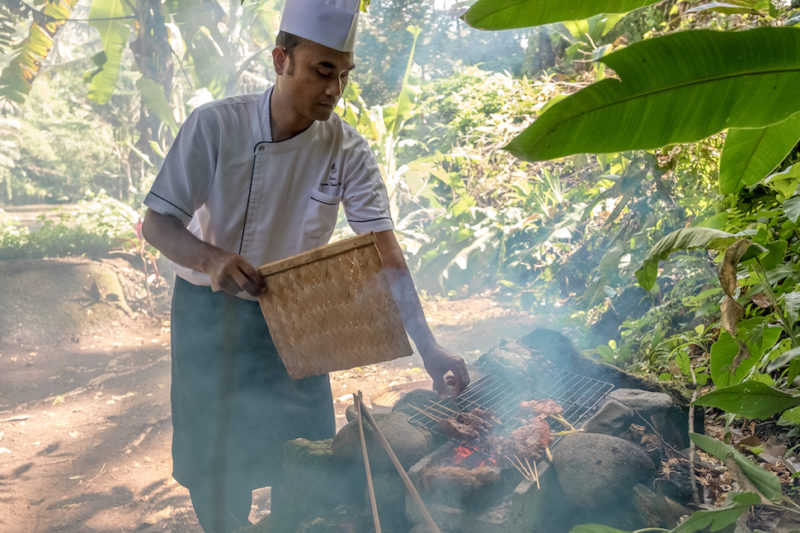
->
xmin=0 ymin=192 xmax=140 ymax=259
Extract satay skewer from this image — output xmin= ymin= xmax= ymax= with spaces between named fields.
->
xmin=409 ymin=405 xmax=443 ymax=422
xmin=506 ymin=455 xmax=531 ymax=481
xmin=426 ymin=405 xmax=459 ymax=418
xmin=508 ymin=455 xmax=537 ymax=484
xmin=525 ymin=457 xmax=540 ymax=489
xmin=548 ymin=413 xmax=575 ymax=430
xmin=429 ymin=404 xmax=458 ymax=414
xmin=553 ymin=428 xmax=584 ymax=437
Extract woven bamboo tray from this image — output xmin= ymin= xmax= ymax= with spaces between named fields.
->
xmin=257 ymin=232 xmax=413 ymax=379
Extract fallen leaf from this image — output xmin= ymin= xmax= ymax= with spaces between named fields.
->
xmin=751 ymin=293 xmax=771 ymax=308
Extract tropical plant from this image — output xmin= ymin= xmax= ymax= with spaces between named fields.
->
xmin=460 ymin=0 xmax=800 ymax=528
xmin=0 ymin=191 xmax=141 ymax=259
xmin=339 ymin=25 xmax=425 ymax=218
xmin=0 ymin=0 xmax=79 ymax=107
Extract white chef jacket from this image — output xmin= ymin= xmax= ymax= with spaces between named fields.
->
xmin=144 ymin=87 xmax=394 ymax=297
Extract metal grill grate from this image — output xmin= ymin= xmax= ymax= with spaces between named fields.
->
xmin=408 ymin=370 xmax=614 ymax=438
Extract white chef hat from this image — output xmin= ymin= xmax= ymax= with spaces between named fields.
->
xmin=279 ymin=0 xmax=360 ymax=53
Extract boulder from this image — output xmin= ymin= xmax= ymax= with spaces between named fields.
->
xmin=332 ymin=411 xmax=433 ymax=470
xmin=392 ymin=388 xmax=440 ymax=417
xmin=582 ymin=398 xmax=636 ymax=435
xmin=551 ymin=432 xmax=655 ymax=509
xmin=608 ymin=388 xmax=673 ymax=414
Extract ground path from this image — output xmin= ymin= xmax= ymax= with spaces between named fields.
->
xmin=0 ymin=293 xmax=547 ymax=533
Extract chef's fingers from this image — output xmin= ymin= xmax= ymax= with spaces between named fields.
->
xmin=432 ymin=372 xmax=448 ymax=400
xmin=235 ymin=263 xmax=266 ymax=296
xmin=451 ymin=359 xmax=470 ymax=394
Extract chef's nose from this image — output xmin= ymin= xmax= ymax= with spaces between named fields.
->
xmin=327 ymin=75 xmax=345 ymax=97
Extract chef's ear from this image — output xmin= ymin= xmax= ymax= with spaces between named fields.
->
xmin=273 ymin=46 xmax=288 ymax=76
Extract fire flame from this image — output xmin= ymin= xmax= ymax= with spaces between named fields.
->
xmin=452 ymin=444 xmax=497 ymax=467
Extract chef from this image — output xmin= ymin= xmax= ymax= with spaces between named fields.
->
xmin=141 ymin=0 xmax=470 ymax=531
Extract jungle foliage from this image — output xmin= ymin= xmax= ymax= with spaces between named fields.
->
xmin=4 ymin=0 xmax=800 ymax=527
xmin=457 ymin=0 xmax=800 ymax=529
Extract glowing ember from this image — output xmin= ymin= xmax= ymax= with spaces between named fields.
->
xmin=451 ymin=444 xmax=497 ymax=467
xmin=454 ymin=445 xmax=473 ymax=463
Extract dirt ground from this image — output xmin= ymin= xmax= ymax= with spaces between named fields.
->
xmin=0 ymin=285 xmax=547 ymax=533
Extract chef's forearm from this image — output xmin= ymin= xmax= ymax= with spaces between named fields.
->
xmin=373 ymin=230 xmax=437 ymax=351
xmin=383 ymin=265 xmax=437 ymax=350
xmin=141 ymin=208 xmax=228 ymax=274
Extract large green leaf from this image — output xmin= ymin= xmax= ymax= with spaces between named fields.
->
xmin=720 ymin=111 xmax=800 ymax=194
xmin=690 ymin=433 xmax=783 ymax=501
xmin=672 ymin=491 xmax=761 ymax=533
xmin=507 ymin=28 xmax=800 ymax=162
xmin=87 ymin=0 xmax=135 ymax=105
xmin=635 ymin=227 xmax=738 ymax=290
xmin=136 ymin=78 xmax=179 ymax=135
xmin=463 ymin=0 xmax=659 ymax=29
xmin=780 ymin=404 xmax=800 ymax=425
xmin=709 ymin=331 xmax=751 ymax=387
xmin=0 ymin=0 xmax=79 ymax=105
xmin=694 ymin=381 xmax=800 ymax=419
xmin=387 ymin=26 xmax=422 ymax=140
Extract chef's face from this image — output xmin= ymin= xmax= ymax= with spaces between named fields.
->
xmin=275 ymin=39 xmax=355 ymax=122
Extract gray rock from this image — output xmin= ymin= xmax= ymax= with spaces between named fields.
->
xmin=332 ymin=411 xmax=433 ymax=470
xmin=582 ymin=399 xmax=635 ymax=435
xmin=552 ymin=432 xmax=655 ymax=509
xmin=392 ymin=388 xmax=441 ymax=417
xmin=609 ymin=388 xmax=673 ymax=414
xmin=344 ymin=402 xmax=357 ymax=423
xmin=369 ymin=470 xmax=409 ymax=531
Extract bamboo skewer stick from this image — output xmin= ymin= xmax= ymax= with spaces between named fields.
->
xmin=548 ymin=413 xmax=575 ymax=430
xmin=507 ymin=456 xmax=528 ymax=480
xmin=526 ymin=457 xmax=540 ymax=489
xmin=409 ymin=405 xmax=443 ymax=422
xmin=552 ymin=428 xmax=584 ymax=437
xmin=545 ymin=446 xmax=554 ymax=462
xmin=354 ymin=392 xmax=382 ymax=533
xmin=506 ymin=455 xmax=538 ymax=484
xmin=429 ymin=403 xmax=458 ymax=414
xmin=507 ymin=459 xmax=526 ymax=479
xmin=357 ymin=391 xmax=443 ymax=533
xmin=516 ymin=456 xmax=533 ymax=481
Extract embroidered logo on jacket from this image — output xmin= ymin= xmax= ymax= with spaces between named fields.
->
xmin=323 ymin=163 xmax=340 ymax=187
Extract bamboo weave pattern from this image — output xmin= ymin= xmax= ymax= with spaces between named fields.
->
xmin=258 ymin=235 xmax=412 ymax=378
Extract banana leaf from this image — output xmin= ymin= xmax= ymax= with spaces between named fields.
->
xmin=635 ymin=227 xmax=739 ymax=290
xmin=463 ymin=0 xmax=660 ymax=29
xmin=720 ymin=111 xmax=800 ymax=194
xmin=87 ymin=0 xmax=135 ymax=105
xmin=0 ymin=0 xmax=79 ymax=105
xmin=506 ymin=28 xmax=800 ymax=162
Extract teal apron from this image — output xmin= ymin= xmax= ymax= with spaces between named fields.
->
xmin=169 ymin=276 xmax=335 ymax=491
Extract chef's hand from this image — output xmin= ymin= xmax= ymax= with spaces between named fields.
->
xmin=207 ymin=251 xmax=266 ymax=297
xmin=420 ymin=342 xmax=470 ymax=399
